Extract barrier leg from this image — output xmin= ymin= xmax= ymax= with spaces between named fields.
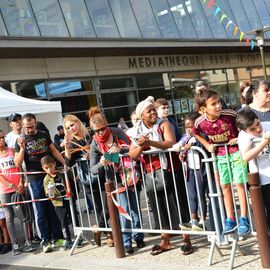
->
xmin=105 ymin=181 xmax=125 ymax=258
xmin=248 ymin=173 xmax=270 ymax=268
xmin=208 ymin=236 xmax=224 ymax=266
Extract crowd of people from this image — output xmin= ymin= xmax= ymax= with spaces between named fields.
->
xmin=0 ymin=78 xmax=269 ymax=259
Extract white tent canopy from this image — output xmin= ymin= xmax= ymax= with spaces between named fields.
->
xmin=0 ymin=87 xmax=63 ymax=138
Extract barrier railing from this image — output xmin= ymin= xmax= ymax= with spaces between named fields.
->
xmin=69 ymin=145 xmax=256 ymax=269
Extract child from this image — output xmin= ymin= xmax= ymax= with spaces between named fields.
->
xmin=193 ymin=89 xmax=250 ymax=236
xmin=173 ymin=113 xmax=207 ymax=231
xmin=41 ymin=155 xmax=72 ymax=250
xmin=0 ymin=129 xmax=35 ymax=255
xmin=236 ymin=109 xmax=270 ymax=228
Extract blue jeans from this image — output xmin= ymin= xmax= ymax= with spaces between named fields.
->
xmin=28 ymin=177 xmax=62 ymax=241
xmin=117 ymin=189 xmax=144 ymax=247
xmin=187 ymin=168 xmax=207 ymax=219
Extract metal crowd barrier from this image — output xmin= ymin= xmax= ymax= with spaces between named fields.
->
xmin=67 ymin=145 xmax=256 ymax=269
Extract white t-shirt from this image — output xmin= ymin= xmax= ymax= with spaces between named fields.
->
xmin=187 ymin=136 xmax=201 ymax=170
xmin=238 ymin=122 xmax=270 ymax=186
xmin=5 ymin=131 xmax=20 ymax=148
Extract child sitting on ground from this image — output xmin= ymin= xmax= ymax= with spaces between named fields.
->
xmin=236 ymin=109 xmax=270 ymax=229
xmin=193 ymin=88 xmax=250 ymax=236
xmin=173 ymin=113 xmax=207 ymax=231
xmin=41 ymin=155 xmax=72 ymax=250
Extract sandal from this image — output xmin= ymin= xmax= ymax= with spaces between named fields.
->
xmin=150 ymin=245 xmax=171 ymax=256
xmin=181 ymin=243 xmax=193 ymax=255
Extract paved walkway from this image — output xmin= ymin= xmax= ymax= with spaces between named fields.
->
xmin=0 ymin=234 xmax=262 ymax=270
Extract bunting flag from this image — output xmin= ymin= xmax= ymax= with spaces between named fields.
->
xmin=201 ymin=0 xmax=256 ymax=50
xmin=239 ymin=32 xmax=244 ymax=42
xmin=207 ymin=0 xmax=215 ymax=9
xmin=214 ymin=6 xmax=221 ymax=17
xmin=233 ymin=26 xmax=239 ymax=36
xmin=226 ymin=20 xmax=233 ymax=29
xmin=220 ymin=13 xmax=227 ymax=23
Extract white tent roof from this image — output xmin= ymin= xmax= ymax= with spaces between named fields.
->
xmin=0 ymin=87 xmax=63 ymax=137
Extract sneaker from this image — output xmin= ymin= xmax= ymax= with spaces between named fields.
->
xmin=136 ymin=240 xmax=145 ymax=249
xmin=12 ymin=244 xmax=22 ymax=256
xmin=191 ymin=219 xmax=204 ymax=231
xmin=40 ymin=241 xmax=53 ymax=253
xmin=179 ymin=222 xmax=192 ymax=231
xmin=63 ymin=240 xmax=73 ymax=250
xmin=0 ymin=243 xmax=12 ymax=254
xmin=238 ymin=216 xmax=250 ymax=236
xmin=22 ymin=243 xmax=36 ymax=252
xmin=222 ymin=218 xmax=237 ymax=235
xmin=76 ymin=237 xmax=83 ymax=248
xmin=51 ymin=239 xmax=65 ymax=248
xmin=125 ymin=246 xmax=134 ymax=255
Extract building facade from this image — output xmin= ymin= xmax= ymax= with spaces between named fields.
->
xmin=0 ymin=0 xmax=270 ymax=129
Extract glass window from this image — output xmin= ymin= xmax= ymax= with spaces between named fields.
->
xmin=109 ymin=0 xmax=141 ymax=38
xmin=0 ymin=12 xmax=7 ymax=36
xmin=240 ymin=0 xmax=262 ymax=30
xmin=168 ymin=0 xmax=197 ymax=38
xmin=215 ymin=0 xmax=235 ymax=21
xmin=130 ymin=0 xmax=161 ymax=38
xmin=0 ymin=0 xmax=40 ymax=36
xmin=149 ymin=0 xmax=180 ymax=38
xmin=30 ymin=0 xmax=69 ymax=37
xmin=99 ymin=77 xmax=134 ymax=90
xmin=253 ymin=0 xmax=270 ymax=39
xmin=228 ymin=0 xmax=251 ymax=33
xmin=101 ymin=90 xmax=137 ymax=107
xmin=104 ymin=106 xmax=135 ymax=126
xmin=85 ymin=0 xmax=120 ymax=38
xmin=200 ymin=1 xmax=228 ymax=38
xmin=185 ymin=0 xmax=213 ymax=38
xmin=58 ymin=0 xmax=96 ymax=37
xmin=16 ymin=81 xmax=47 ymax=99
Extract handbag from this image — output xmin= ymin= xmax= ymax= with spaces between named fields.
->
xmin=10 ymin=193 xmax=32 ymax=223
xmin=144 ymin=169 xmax=167 ymax=193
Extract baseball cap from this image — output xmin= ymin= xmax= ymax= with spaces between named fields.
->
xmin=8 ymin=113 xmax=22 ymax=123
xmin=57 ymin=125 xmax=63 ymax=131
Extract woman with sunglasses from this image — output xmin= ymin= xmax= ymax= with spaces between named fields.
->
xmin=88 ymin=107 xmax=145 ymax=255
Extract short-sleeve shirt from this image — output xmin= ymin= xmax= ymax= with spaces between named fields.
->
xmin=193 ymin=109 xmax=239 ymax=156
xmin=5 ymin=132 xmax=20 ymax=149
xmin=15 ymin=131 xmax=52 ymax=180
xmin=238 ymin=122 xmax=270 ymax=186
xmin=0 ymin=148 xmax=20 ymax=194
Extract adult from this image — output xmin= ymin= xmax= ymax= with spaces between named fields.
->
xmin=245 ymin=79 xmax=270 ymax=123
xmin=14 ymin=113 xmax=64 ymax=253
xmin=117 ymin=117 xmax=129 ymax=132
xmin=129 ymin=96 xmax=193 ymax=256
xmin=89 ymin=106 xmax=144 ymax=254
xmin=239 ymin=81 xmax=251 ymax=108
xmin=0 ymin=129 xmax=35 ymax=255
xmin=155 ymin=98 xmax=181 ymax=142
xmin=54 ymin=125 xmax=65 ymax=150
xmin=5 ymin=113 xmax=22 ymax=149
xmin=126 ymin=111 xmax=140 ymax=140
xmin=63 ymin=114 xmax=96 ymax=246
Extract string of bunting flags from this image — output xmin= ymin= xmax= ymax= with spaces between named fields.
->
xmin=201 ymin=0 xmax=256 ymax=50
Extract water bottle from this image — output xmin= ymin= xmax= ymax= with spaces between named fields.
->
xmin=47 ymin=182 xmax=55 ymax=199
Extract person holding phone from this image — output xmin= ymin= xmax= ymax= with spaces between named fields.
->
xmin=89 ymin=106 xmax=145 ymax=255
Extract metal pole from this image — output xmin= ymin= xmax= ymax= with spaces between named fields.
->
xmin=105 ymin=181 xmax=125 ymax=258
xmin=248 ymin=173 xmax=270 ymax=268
xmin=259 ymin=45 xmax=267 ymax=80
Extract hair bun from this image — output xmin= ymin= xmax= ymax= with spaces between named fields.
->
xmin=88 ymin=106 xmax=101 ymax=118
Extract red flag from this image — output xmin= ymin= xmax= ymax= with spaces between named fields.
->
xmin=207 ymin=0 xmax=215 ymax=9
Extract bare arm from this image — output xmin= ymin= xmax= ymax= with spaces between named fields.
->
xmin=49 ymin=143 xmax=65 ymax=165
xmin=194 ymin=133 xmax=215 ymax=153
xmin=129 ymin=120 xmax=175 ymax=160
xmin=241 ymin=137 xmax=270 ymax=161
xmin=14 ymin=137 xmax=25 ymax=167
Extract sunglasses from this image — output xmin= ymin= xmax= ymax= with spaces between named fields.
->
xmin=94 ymin=126 xmax=106 ymax=133
xmin=0 ymin=136 xmax=5 ymax=139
